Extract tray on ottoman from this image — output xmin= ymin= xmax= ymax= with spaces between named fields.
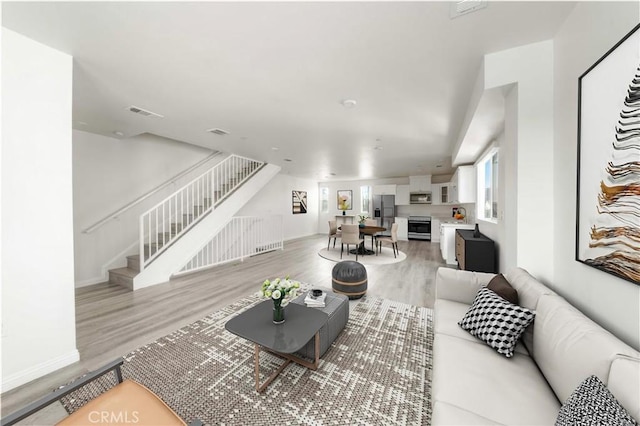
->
xmin=291 ymin=289 xmax=349 ymax=360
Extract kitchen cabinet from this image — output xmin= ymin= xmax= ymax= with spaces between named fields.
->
xmin=409 ymin=175 xmax=432 ymax=192
xmin=450 ymin=166 xmax=475 ymax=203
xmin=440 ymin=223 xmax=475 ymax=265
xmin=431 ymin=218 xmax=441 ymax=242
xmin=396 ymin=185 xmax=410 ymax=205
xmin=432 ymin=183 xmax=451 ymax=205
xmin=395 ymin=217 xmax=408 ymax=241
xmin=373 ymin=184 xmax=397 ymax=196
xmin=455 ymin=229 xmax=496 ymax=273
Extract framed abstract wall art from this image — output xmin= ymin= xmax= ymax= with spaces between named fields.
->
xmin=292 ymin=190 xmax=307 ymax=214
xmin=576 ymin=23 xmax=640 ymax=285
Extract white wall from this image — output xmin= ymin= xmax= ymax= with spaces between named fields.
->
xmin=1 ymin=28 xmax=79 ymax=391
xmin=317 ymin=178 xmax=408 ymax=233
xmin=483 ymin=40 xmax=555 ymax=283
xmin=553 ymin=2 xmax=640 ymax=349
xmin=238 ymin=173 xmax=319 ymax=241
xmin=73 ymin=130 xmax=214 ymax=286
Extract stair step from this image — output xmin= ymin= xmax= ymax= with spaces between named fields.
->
xmin=109 ymin=267 xmax=137 ymax=290
xmin=203 ymin=198 xmax=212 ymax=208
xmin=182 ymin=213 xmax=194 ymax=224
xmin=171 ymin=223 xmax=184 ymax=234
xmin=193 ymin=205 xmax=205 ymax=216
xmin=126 ymin=255 xmax=140 ymax=272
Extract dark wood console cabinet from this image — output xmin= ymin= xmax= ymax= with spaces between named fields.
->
xmin=455 ymin=229 xmax=496 ymax=273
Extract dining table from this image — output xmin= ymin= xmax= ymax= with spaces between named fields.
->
xmin=339 ymin=225 xmax=386 ymax=255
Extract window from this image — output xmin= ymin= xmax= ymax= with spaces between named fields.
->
xmin=360 ymin=186 xmax=370 ymax=214
xmin=320 ymin=187 xmax=329 ymax=213
xmin=477 ymin=148 xmax=498 ymax=222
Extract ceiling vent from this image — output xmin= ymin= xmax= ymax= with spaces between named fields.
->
xmin=127 ymin=105 xmax=164 ymax=118
xmin=207 ymin=128 xmax=230 ymax=136
xmin=450 ymin=0 xmax=487 ymax=19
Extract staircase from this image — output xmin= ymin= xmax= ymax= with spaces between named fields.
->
xmin=107 ymin=155 xmax=280 ymax=290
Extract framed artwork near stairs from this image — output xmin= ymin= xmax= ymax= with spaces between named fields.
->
xmin=292 ymin=190 xmax=307 ymax=214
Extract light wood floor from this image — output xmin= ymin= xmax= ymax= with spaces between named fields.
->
xmin=1 ymin=234 xmax=447 ymax=423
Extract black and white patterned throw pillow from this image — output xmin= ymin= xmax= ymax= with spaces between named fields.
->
xmin=458 ymin=287 xmax=535 ymax=357
xmin=556 ymin=375 xmax=637 ymax=426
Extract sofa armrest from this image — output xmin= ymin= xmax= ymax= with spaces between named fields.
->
xmin=435 ymin=268 xmax=496 ymax=305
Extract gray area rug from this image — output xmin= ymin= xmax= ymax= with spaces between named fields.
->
xmin=62 ymin=293 xmax=433 ymax=425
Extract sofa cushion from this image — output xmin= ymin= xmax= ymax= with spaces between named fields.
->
xmin=435 ymin=299 xmax=529 ymax=356
xmin=608 ymin=355 xmax=640 ymax=422
xmin=435 ymin=268 xmax=495 ymax=305
xmin=432 ymin=333 xmax=560 ymax=425
xmin=459 ymin=288 xmax=535 ymax=357
xmin=487 ymin=273 xmax=518 ymax=305
xmin=533 ymin=294 xmax=640 ymax=403
xmin=432 ymin=401 xmax=505 ymax=425
xmin=504 ymin=268 xmax=557 ymax=354
xmin=555 ymin=375 xmax=638 ymax=426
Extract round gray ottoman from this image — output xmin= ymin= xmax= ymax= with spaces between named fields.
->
xmin=332 ymin=260 xmax=368 ymax=299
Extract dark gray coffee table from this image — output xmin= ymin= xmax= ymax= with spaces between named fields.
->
xmin=225 ymin=300 xmax=328 ymax=392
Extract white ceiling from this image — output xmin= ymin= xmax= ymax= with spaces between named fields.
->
xmin=2 ymin=1 xmax=575 ymax=181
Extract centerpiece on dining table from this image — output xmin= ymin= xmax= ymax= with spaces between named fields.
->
xmin=260 ymin=276 xmax=301 ymax=324
xmin=358 ymin=214 xmax=369 ymax=228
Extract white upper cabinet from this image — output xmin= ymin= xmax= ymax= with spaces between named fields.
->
xmin=432 ymin=183 xmax=451 ymax=205
xmin=396 ymin=184 xmax=410 ymax=205
xmin=409 ymin=175 xmax=432 ymax=192
xmin=450 ymin=165 xmax=476 ymax=203
xmin=372 ymin=184 xmax=397 ymax=196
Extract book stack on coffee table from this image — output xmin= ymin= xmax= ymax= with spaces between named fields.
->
xmin=304 ymin=291 xmax=326 ymax=308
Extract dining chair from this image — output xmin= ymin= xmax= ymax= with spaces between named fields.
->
xmin=328 ymin=220 xmax=341 ymax=250
xmin=364 ymin=218 xmax=378 ymax=251
xmin=340 ymin=224 xmax=364 ymax=261
xmin=376 ymin=223 xmax=399 ymax=258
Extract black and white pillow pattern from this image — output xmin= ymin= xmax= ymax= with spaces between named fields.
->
xmin=458 ymin=287 xmax=535 ymax=357
xmin=556 ymin=375 xmax=637 ymax=426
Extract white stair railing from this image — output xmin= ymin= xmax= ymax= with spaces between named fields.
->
xmin=176 ymin=215 xmax=284 ymax=275
xmin=139 ymin=155 xmax=264 ymax=270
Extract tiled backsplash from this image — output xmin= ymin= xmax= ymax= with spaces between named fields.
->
xmin=396 ymin=203 xmax=475 ymax=222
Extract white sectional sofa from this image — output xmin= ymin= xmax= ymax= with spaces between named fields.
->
xmin=432 ymin=267 xmax=640 ymax=425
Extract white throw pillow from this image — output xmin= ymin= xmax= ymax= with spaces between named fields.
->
xmin=555 ymin=375 xmax=638 ymax=426
xmin=458 ymin=287 xmax=535 ymax=357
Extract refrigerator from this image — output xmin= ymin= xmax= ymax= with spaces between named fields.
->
xmin=372 ymin=195 xmax=396 ymax=236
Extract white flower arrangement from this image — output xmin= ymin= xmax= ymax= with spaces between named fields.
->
xmin=260 ymin=276 xmax=301 ymax=307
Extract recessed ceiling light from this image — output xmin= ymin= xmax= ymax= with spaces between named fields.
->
xmin=76 ymin=121 xmax=88 ymax=126
xmin=341 ymin=99 xmax=357 ymax=108
xmin=271 ymin=147 xmax=279 ymax=151
xmin=284 ymin=158 xmax=293 ymax=162
xmin=113 ymin=131 xmax=124 ymax=137
xmin=329 ymin=173 xmax=336 ymax=176
xmin=436 ymin=164 xmax=443 ymax=168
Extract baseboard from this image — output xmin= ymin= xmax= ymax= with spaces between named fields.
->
xmin=75 ymin=275 xmax=108 ymax=288
xmin=1 ymin=349 xmax=80 ymax=393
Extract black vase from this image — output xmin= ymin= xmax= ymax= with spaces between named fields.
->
xmin=473 ymin=223 xmax=480 ymax=238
